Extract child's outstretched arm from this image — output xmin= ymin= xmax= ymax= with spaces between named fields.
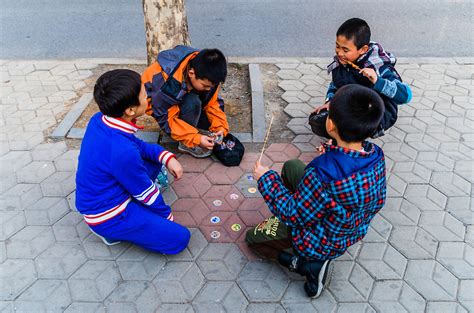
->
xmin=257 ymin=168 xmax=330 ymax=227
xmin=325 ymin=82 xmax=338 ymax=103
xmin=360 ymin=67 xmax=412 ymax=104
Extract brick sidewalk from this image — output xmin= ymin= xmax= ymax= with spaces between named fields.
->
xmin=0 ymin=59 xmax=472 ymax=312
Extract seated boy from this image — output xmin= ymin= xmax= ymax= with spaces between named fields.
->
xmin=310 ymin=18 xmax=412 ymax=139
xmin=75 ymin=69 xmax=190 ymax=254
xmin=142 ymin=45 xmax=229 ymax=158
xmin=247 ymin=84 xmax=387 ymax=298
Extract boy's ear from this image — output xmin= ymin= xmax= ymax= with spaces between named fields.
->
xmin=124 ymin=107 xmax=135 ymax=117
xmin=358 ymin=44 xmax=369 ymax=55
xmin=188 ymin=68 xmax=195 ymax=79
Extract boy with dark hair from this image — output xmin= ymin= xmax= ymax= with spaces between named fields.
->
xmin=310 ymin=17 xmax=412 ymax=139
xmin=142 ymin=46 xmax=229 ymax=158
xmin=247 ymin=85 xmax=387 ymax=298
xmin=76 ymin=69 xmax=190 ymax=254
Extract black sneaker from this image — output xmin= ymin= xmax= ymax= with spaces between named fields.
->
xmin=278 ymin=251 xmax=301 ymax=272
xmin=303 ymin=259 xmax=333 ymax=298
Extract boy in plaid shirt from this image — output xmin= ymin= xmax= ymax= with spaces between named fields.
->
xmin=246 ymin=84 xmax=387 ymax=298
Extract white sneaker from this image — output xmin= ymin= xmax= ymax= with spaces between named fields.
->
xmin=89 ymin=228 xmax=121 ymax=246
xmin=178 ymin=142 xmax=212 ymax=158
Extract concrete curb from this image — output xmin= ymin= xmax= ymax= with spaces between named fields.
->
xmin=249 ymin=64 xmax=266 ymax=142
xmin=50 ymin=93 xmax=93 ymax=138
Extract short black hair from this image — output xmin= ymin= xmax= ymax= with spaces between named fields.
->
xmin=93 ymin=69 xmax=141 ymax=118
xmin=328 ymin=84 xmax=384 ymax=142
xmin=337 ymin=18 xmax=371 ymax=49
xmin=189 ymin=49 xmax=227 ymax=85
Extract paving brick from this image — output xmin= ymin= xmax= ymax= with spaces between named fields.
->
xmin=6 ymin=225 xmax=55 ymax=259
xmin=14 ymin=280 xmax=71 ymax=312
xmin=64 ymin=302 xmax=106 ymax=313
xmin=278 ymin=80 xmax=305 ymax=91
xmin=389 ymin=226 xmax=438 ymax=259
xmin=380 ymin=197 xmax=420 ymax=226
xmin=172 ymin=173 xmax=211 ymax=198
xmin=405 ymin=260 xmax=458 ymax=301
xmin=193 ymin=281 xmax=248 ymax=312
xmin=237 ymin=262 xmax=289 ymax=301
xmin=248 ymin=303 xmax=286 ymax=312
xmin=446 ymin=196 xmax=472 ymax=225
xmin=40 ymin=171 xmax=76 ymax=197
xmin=357 ymin=242 xmax=407 ymax=280
xmin=277 ymin=69 xmax=302 ymax=80
xmin=35 ymin=242 xmax=87 ymax=279
xmin=329 ymin=261 xmax=374 ymax=302
xmin=166 ymin=228 xmax=207 ymax=261
xmin=116 ymin=245 xmax=166 ymax=281
xmin=437 ymin=242 xmax=474 ymax=279
xmin=82 ymin=233 xmax=129 ymax=260
xmin=0 ymin=210 xmax=26 ymax=240
xmin=31 ymin=142 xmax=68 ymax=161
xmin=177 ymin=154 xmax=212 ymax=172
xmin=0 ymin=259 xmax=37 ymax=300
xmin=104 ymin=281 xmax=160 ymax=312
xmin=67 ymin=260 xmax=121 ymax=302
xmin=197 ymin=243 xmax=246 ymax=280
xmin=425 ymin=302 xmax=468 ymax=313
xmin=52 ymin=211 xmax=86 ymax=242
xmin=404 ymin=184 xmax=447 ymax=211
xmin=24 ymin=196 xmax=69 ymax=225
xmin=152 ymin=262 xmax=204 ymax=303
xmin=204 ymin=163 xmax=243 ymax=185
xmin=369 ymin=280 xmax=426 ymax=312
xmin=419 ymin=211 xmax=465 ymax=241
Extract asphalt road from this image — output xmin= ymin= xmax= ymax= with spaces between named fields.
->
xmin=1 ymin=0 xmax=472 ymax=59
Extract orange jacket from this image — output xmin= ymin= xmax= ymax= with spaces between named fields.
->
xmin=142 ymin=46 xmax=229 ymax=147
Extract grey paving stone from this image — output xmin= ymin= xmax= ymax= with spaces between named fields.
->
xmin=0 ymin=302 xmax=13 ymax=313
xmin=6 ymin=225 xmax=55 ymax=259
xmin=35 ymin=242 xmax=87 ymax=279
xmin=14 ymin=280 xmax=71 ymax=312
xmin=53 ymin=150 xmax=79 ymax=172
xmin=362 ymin=214 xmax=392 ymax=242
xmin=437 ymin=242 xmax=474 ymax=279
xmin=380 ymin=197 xmax=420 ymax=226
xmin=0 ymin=259 xmax=37 ymax=301
xmin=30 ymin=142 xmax=68 ymax=161
xmin=82 ymin=232 xmax=129 ymax=260
xmin=52 ymin=211 xmax=87 ymax=242
xmin=0 ymin=210 xmax=25 ymax=240
xmin=116 ymin=245 xmax=166 ymax=281
xmin=425 ymin=302 xmax=468 ymax=313
xmin=405 ymin=260 xmax=458 ymax=301
xmin=156 ymin=303 xmax=194 ymax=313
xmin=357 ymin=242 xmax=407 ymax=280
xmin=0 ymin=151 xmax=32 ymax=176
xmin=7 ymin=131 xmax=43 ymax=151
xmin=278 ymin=80 xmax=305 ymax=91
xmin=237 ymin=261 xmax=290 ymax=302
xmin=166 ymin=228 xmax=207 ymax=261
xmin=2 ymin=183 xmax=43 ymax=209
xmin=247 ymin=303 xmax=286 ymax=313
xmin=369 ymin=280 xmax=426 ymax=312
xmin=197 ymin=243 xmax=247 ymax=280
xmin=193 ymin=281 xmax=248 ymax=312
xmin=67 ymin=260 xmax=121 ymax=302
xmin=51 ymin=93 xmax=92 ymax=138
xmin=277 ymin=69 xmax=302 ymax=80
xmin=419 ymin=211 xmax=465 ymax=241
xmin=389 ymin=226 xmax=438 ymax=259
xmin=404 ymin=184 xmax=447 ymax=211
xmin=64 ymin=302 xmax=106 ymax=313
xmin=152 ymin=261 xmax=204 ymax=303
xmin=24 ymin=196 xmax=69 ymax=226
xmin=104 ymin=281 xmax=160 ymax=313
xmin=40 ymin=171 xmax=76 ymax=197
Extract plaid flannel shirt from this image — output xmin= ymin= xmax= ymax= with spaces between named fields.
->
xmin=257 ymin=142 xmax=386 ymax=260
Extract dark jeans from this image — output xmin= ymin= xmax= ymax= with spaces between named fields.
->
xmin=245 ymin=159 xmax=306 ymax=260
xmin=179 ymin=91 xmax=211 ymax=130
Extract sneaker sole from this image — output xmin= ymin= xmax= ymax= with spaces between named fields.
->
xmin=89 ymin=228 xmax=121 ymax=246
xmin=178 ymin=146 xmax=212 ymax=158
xmin=312 ymin=260 xmax=333 ymax=299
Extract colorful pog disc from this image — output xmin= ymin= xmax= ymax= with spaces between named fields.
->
xmin=231 ymin=223 xmax=242 ymax=232
xmin=210 ymin=231 xmax=220 ymax=239
xmin=213 ymin=200 xmax=223 ymax=207
xmin=229 ymin=193 xmax=239 ymax=200
xmin=210 ymin=216 xmax=220 ymax=224
xmin=248 ymin=187 xmax=257 ymax=194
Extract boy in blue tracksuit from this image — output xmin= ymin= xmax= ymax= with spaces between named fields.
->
xmin=247 ymin=85 xmax=387 ymax=298
xmin=75 ymin=69 xmax=190 ymax=254
xmin=309 ymin=18 xmax=412 ymax=138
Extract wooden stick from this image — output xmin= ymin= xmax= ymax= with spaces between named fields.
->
xmin=346 ymin=60 xmax=361 ymax=71
xmin=258 ymin=114 xmax=274 ymax=163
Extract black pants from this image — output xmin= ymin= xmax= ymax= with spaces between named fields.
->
xmin=245 ymin=159 xmax=306 ymax=260
xmin=179 ymin=92 xmax=211 ymax=130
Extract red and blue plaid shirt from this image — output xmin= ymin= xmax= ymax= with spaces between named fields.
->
xmin=258 ymin=142 xmax=386 ymax=260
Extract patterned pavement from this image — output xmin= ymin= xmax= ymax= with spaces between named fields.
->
xmin=0 ymin=58 xmax=472 ymax=312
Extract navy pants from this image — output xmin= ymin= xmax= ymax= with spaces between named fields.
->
xmin=179 ymin=91 xmax=211 ymax=130
xmin=90 ymin=160 xmax=190 ymax=254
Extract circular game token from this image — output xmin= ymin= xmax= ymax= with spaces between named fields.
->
xmin=231 ymin=223 xmax=242 ymax=232
xmin=210 ymin=231 xmax=220 ymax=239
xmin=248 ymin=187 xmax=257 ymax=194
xmin=213 ymin=200 xmax=223 ymax=207
xmin=229 ymin=193 xmax=239 ymax=200
xmin=210 ymin=216 xmax=220 ymax=224
xmin=247 ymin=175 xmax=254 ymax=181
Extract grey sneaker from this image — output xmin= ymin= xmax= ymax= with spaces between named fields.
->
xmin=178 ymin=142 xmax=212 ymax=158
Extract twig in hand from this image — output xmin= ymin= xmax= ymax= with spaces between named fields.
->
xmin=258 ymin=114 xmax=274 ymax=163
xmin=346 ymin=60 xmax=361 ymax=71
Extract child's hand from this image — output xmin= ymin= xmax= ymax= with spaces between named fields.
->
xmin=313 ymin=101 xmax=330 ymax=114
xmin=317 ymin=139 xmax=333 ymax=154
xmin=167 ymin=158 xmax=183 ymax=180
xmin=213 ymin=130 xmax=224 ymax=145
xmin=253 ymin=161 xmax=270 ymax=181
xmin=359 ymin=68 xmax=378 ymax=84
xmin=199 ymin=135 xmax=215 ymax=150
